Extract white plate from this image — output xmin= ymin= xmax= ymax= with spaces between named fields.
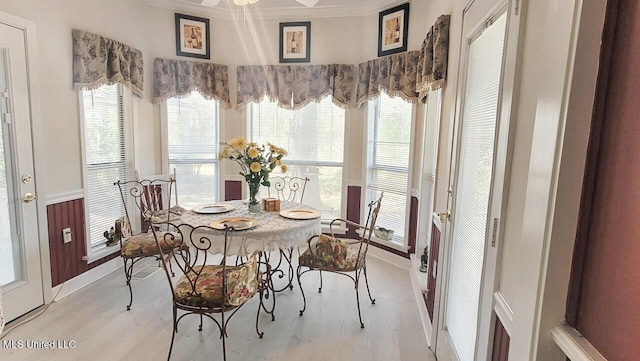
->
xmin=279 ymin=209 xmax=321 ymax=220
xmin=193 ymin=204 xmax=234 ymax=214
xmin=210 ymin=217 xmax=259 ymax=231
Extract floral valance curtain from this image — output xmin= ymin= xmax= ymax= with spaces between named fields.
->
xmin=236 ymin=64 xmax=355 ymax=110
xmin=72 ymin=29 xmax=144 ymax=97
xmin=416 ymin=14 xmax=451 ymax=100
xmin=153 ymin=58 xmax=230 ymax=108
xmin=356 ymin=14 xmax=450 ymax=106
xmin=356 ymin=50 xmax=422 ymax=106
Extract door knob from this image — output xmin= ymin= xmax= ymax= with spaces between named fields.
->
xmin=21 ymin=192 xmax=37 ymax=203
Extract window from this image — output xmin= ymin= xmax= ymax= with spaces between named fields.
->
xmin=164 ymin=92 xmax=220 ymax=209
xmin=418 ymin=89 xmax=442 ymax=251
xmin=81 ymin=84 xmax=133 ymax=250
xmin=248 ymin=97 xmax=346 ymax=220
xmin=366 ymin=92 xmax=414 ymax=245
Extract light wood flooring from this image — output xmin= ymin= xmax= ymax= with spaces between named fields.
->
xmin=1 ymin=254 xmax=435 ymax=361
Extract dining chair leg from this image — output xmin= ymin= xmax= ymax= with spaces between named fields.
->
xmin=123 ymin=257 xmax=134 ymax=311
xmin=318 ymin=270 xmax=323 ymax=293
xmin=167 ymin=256 xmax=175 ymax=277
xmin=255 ymin=301 xmax=264 ymax=338
xmin=221 ymin=310 xmax=227 ymax=361
xmin=168 ymin=305 xmax=177 ymax=361
xmin=355 ymin=272 xmax=364 ymax=329
xmin=199 ymin=314 xmax=203 ymax=331
xmin=296 ymin=265 xmax=307 ymax=316
xmin=363 ymin=265 xmax=376 ymax=304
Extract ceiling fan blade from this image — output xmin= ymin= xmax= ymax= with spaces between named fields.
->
xmin=295 ymin=0 xmax=320 ymax=8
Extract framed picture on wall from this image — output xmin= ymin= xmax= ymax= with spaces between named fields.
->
xmin=377 ymin=3 xmax=410 ymax=57
xmin=279 ymin=22 xmax=311 ymax=63
xmin=175 ymin=13 xmax=210 ymax=59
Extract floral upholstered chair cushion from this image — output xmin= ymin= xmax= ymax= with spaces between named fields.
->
xmin=299 ymin=234 xmax=366 ymax=271
xmin=115 ymin=216 xmax=185 ymax=258
xmin=173 ymin=252 xmax=260 ymax=308
xmin=149 ymin=205 xmax=187 ymax=223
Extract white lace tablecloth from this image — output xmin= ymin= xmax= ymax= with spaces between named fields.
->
xmin=179 ymin=200 xmax=321 ymax=255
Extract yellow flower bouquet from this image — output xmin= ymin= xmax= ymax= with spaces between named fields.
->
xmin=219 ymin=137 xmax=287 ymax=212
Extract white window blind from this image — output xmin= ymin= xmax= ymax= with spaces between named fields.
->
xmin=367 ymin=92 xmax=413 ymax=244
xmin=248 ymin=97 xmax=345 ymax=220
xmin=420 ymin=88 xmax=442 ymax=251
xmin=445 ymin=11 xmax=507 ymax=361
xmin=166 ymin=92 xmax=220 ymax=209
xmin=81 ymin=84 xmax=132 ymax=248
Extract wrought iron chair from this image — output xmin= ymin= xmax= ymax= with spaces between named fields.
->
xmin=267 ymin=176 xmax=310 ymax=203
xmin=148 ymin=221 xmax=264 ymax=361
xmin=265 ymin=176 xmax=310 ymax=292
xmin=114 ymin=178 xmax=188 ymax=311
xmin=296 ymin=194 xmax=383 ymax=328
xmin=134 ymin=169 xmax=187 ymax=232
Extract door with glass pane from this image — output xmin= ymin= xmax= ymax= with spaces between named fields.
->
xmin=436 ymin=1 xmax=518 ymax=360
xmin=0 ymin=22 xmax=44 ymax=322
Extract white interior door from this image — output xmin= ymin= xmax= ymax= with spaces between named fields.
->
xmin=0 ymin=21 xmax=44 ymax=322
xmin=436 ymin=1 xmax=520 ymax=360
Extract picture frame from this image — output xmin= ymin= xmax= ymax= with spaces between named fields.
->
xmin=377 ymin=3 xmax=410 ymax=57
xmin=175 ymin=13 xmax=210 ymax=59
xmin=279 ymin=22 xmax=311 ymax=63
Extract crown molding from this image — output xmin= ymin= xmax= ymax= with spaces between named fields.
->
xmin=144 ymin=0 xmax=407 ymax=20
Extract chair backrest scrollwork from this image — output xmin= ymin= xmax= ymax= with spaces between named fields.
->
xmin=114 ymin=177 xmax=178 ymax=236
xmin=267 ymin=176 xmax=310 ymax=203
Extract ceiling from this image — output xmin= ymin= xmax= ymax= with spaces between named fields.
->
xmin=144 ymin=0 xmax=408 ymax=19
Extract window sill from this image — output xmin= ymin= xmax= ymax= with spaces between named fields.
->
xmin=82 ymin=244 xmax=121 ymax=264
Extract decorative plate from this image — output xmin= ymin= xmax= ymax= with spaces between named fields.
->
xmin=210 ymin=217 xmax=259 ymax=231
xmin=279 ymin=209 xmax=321 ymax=220
xmin=193 ymin=204 xmax=234 ymax=214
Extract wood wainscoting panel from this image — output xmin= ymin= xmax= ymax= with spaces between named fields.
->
xmin=225 ymin=180 xmax=242 ymax=201
xmin=346 ymin=185 xmax=361 ymax=238
xmin=47 ymin=198 xmax=119 ymax=287
xmin=426 ymin=216 xmax=442 ymax=320
xmin=408 ymin=196 xmax=418 ymax=254
xmin=491 ymin=315 xmax=510 ymax=361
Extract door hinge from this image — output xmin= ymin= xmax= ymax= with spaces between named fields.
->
xmin=2 ymin=112 xmax=11 ymax=124
xmin=515 ymin=0 xmax=520 ymax=15
xmin=491 ymin=218 xmax=499 ymax=247
xmin=1 ymin=90 xmax=9 ymax=98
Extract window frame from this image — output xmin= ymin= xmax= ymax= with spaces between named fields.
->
xmin=245 ymin=98 xmax=349 ymax=225
xmin=160 ymin=92 xmax=224 ymax=205
xmin=78 ymin=83 xmax=135 ymax=262
xmin=362 ymin=92 xmax=416 ymax=252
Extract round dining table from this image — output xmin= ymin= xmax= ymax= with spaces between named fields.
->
xmin=179 ymin=200 xmax=321 ymax=256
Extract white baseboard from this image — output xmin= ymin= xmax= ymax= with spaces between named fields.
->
xmin=51 ymin=257 xmax=122 ymax=301
xmin=409 ymin=254 xmax=432 ymax=347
